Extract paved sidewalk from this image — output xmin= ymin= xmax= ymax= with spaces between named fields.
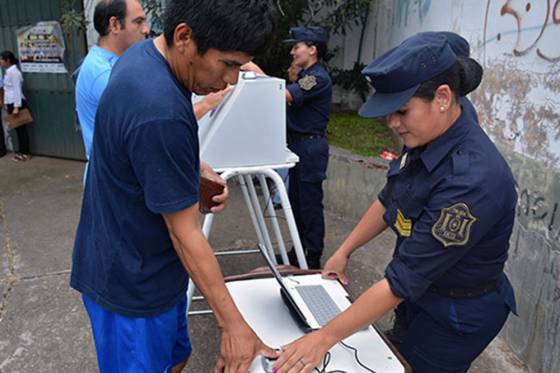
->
xmin=0 ymin=156 xmax=528 ymax=372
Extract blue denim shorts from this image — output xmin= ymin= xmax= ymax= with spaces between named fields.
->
xmin=82 ymin=294 xmax=192 ymax=372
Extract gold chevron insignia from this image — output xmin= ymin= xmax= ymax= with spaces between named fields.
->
xmin=395 ymin=209 xmax=412 ymax=237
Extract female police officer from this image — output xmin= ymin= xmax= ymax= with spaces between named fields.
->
xmin=384 ymin=31 xmax=481 ymax=346
xmin=244 ymin=26 xmax=332 ymax=269
xmin=273 ymin=32 xmax=517 ymax=373
xmin=281 ymin=26 xmax=332 ymax=269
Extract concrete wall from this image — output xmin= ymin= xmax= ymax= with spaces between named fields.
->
xmin=503 ymin=151 xmax=560 ymax=373
xmin=83 ymin=0 xmax=97 ymax=49
xmin=329 ymin=1 xmax=560 ymax=371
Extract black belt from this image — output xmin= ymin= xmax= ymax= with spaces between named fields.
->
xmin=287 ymin=133 xmax=325 ymax=145
xmin=428 ymin=280 xmax=498 ymax=299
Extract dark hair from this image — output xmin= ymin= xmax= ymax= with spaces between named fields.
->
xmin=414 ymin=57 xmax=483 ymax=102
xmin=0 ymin=51 xmax=18 ymax=65
xmin=304 ymin=42 xmax=327 ymax=59
xmin=94 ymin=0 xmax=128 ymax=37
xmin=163 ymin=0 xmax=276 ymax=56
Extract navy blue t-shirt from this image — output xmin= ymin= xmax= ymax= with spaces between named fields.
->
xmin=70 ymin=39 xmax=199 ymax=317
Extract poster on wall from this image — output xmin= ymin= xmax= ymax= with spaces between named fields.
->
xmin=16 ymin=21 xmax=67 ymax=74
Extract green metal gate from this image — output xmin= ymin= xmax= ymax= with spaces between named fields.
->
xmin=0 ymin=0 xmax=86 ymax=159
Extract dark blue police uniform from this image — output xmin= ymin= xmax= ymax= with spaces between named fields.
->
xmin=388 ymin=32 xmax=480 ymax=346
xmin=360 ymin=32 xmax=517 ymax=373
xmin=284 ymin=27 xmax=333 ymax=263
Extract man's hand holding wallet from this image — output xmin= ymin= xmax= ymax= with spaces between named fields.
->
xmin=199 ymin=161 xmax=229 ymax=214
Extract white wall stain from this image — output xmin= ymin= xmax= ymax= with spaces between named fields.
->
xmin=19 ymin=332 xmax=32 ymax=347
xmin=0 ymin=347 xmax=26 ymax=371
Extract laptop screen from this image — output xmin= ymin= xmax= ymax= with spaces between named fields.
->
xmin=257 ymin=245 xmax=315 ymax=328
xmin=259 ymin=245 xmax=295 ymax=295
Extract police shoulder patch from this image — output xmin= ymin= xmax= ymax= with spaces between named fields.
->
xmin=298 ymin=75 xmax=317 ymax=91
xmin=432 ymin=202 xmax=477 ymax=248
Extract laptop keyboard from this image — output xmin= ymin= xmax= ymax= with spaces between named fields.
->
xmin=295 ymin=285 xmax=341 ymax=326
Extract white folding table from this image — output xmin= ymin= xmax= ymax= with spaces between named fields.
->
xmin=225 ymin=272 xmax=411 ymax=373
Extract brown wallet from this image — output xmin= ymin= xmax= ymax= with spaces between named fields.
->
xmin=198 ymin=176 xmax=225 ymax=214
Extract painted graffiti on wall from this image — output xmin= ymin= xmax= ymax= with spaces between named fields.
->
xmin=479 ymin=3 xmax=560 ymax=369
xmin=373 ymin=1 xmax=559 ymax=167
xmin=516 ymin=187 xmax=560 ymax=247
xmin=473 ymin=1 xmax=560 ymax=169
xmin=543 ymin=257 xmax=560 ymax=302
xmin=470 ymin=62 xmax=560 ymax=168
xmin=392 ymin=0 xmax=432 ymax=27
xmin=483 ymin=0 xmax=560 ymax=62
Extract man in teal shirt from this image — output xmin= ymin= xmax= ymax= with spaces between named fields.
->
xmin=76 ymin=0 xmax=229 ymax=181
xmin=76 ymin=0 xmax=149 ymax=166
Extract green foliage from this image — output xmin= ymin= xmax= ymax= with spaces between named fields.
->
xmin=140 ymin=0 xmax=374 ymax=100
xmin=327 ymin=111 xmax=397 ymax=158
xmin=256 ymin=0 xmax=372 ymax=82
xmin=60 ymin=0 xmax=87 ymax=35
xmin=330 ymin=61 xmax=370 ymax=101
xmin=142 ymin=0 xmax=165 ymax=36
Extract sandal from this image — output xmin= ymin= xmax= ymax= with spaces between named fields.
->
xmin=11 ymin=153 xmax=31 ymax=162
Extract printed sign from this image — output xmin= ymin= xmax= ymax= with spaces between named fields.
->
xmin=16 ymin=21 xmax=67 ymax=73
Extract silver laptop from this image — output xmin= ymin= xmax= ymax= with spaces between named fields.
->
xmin=259 ymin=245 xmax=342 ymax=331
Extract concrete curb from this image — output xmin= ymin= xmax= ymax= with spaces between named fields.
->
xmin=325 ymin=146 xmax=389 ymax=221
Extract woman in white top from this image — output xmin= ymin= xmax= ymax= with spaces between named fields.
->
xmin=1 ymin=51 xmax=31 ymax=161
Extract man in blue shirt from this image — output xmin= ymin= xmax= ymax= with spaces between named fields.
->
xmin=76 ymin=0 xmax=149 ymax=164
xmin=76 ymin=0 xmax=230 ymax=182
xmin=71 ymin=1 xmax=277 ymax=372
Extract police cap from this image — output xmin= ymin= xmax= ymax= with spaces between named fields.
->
xmin=359 ymin=32 xmax=457 ymax=118
xmin=283 ymin=26 xmax=328 ymax=46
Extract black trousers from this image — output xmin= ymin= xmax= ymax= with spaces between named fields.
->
xmin=288 ymin=171 xmax=325 ymax=254
xmin=6 ymin=102 xmax=31 ymax=155
xmin=287 ymin=137 xmax=329 ymax=254
xmin=0 ymin=118 xmax=6 ymax=156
